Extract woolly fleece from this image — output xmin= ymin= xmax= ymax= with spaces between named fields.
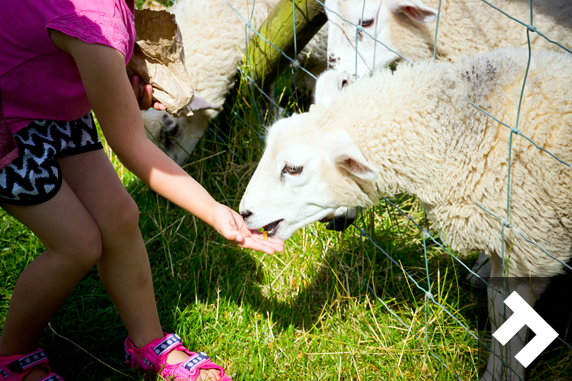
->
xmin=326 ymin=0 xmax=572 ymax=77
xmin=271 ymin=48 xmax=572 ymax=279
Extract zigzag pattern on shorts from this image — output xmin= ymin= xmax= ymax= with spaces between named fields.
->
xmin=0 ymin=113 xmax=100 ymax=205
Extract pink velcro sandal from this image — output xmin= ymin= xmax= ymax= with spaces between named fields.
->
xmin=124 ymin=333 xmax=231 ymax=380
xmin=0 ymin=348 xmax=63 ymax=381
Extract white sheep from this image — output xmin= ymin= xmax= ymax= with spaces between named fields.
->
xmin=324 ymin=0 xmax=572 ymax=80
xmin=239 ymin=48 xmax=572 ymax=380
xmin=142 ymin=0 xmax=328 ymax=165
xmin=321 ymin=0 xmax=572 ymax=272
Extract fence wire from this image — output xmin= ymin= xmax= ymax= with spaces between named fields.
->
xmin=190 ymin=0 xmax=572 ymax=378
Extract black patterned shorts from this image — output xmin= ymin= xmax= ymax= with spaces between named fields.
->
xmin=0 ymin=113 xmax=103 ymax=206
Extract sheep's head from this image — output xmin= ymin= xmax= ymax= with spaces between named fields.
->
xmin=325 ymin=0 xmax=437 ymax=79
xmin=239 ymin=108 xmax=379 ymax=240
xmin=141 ymin=96 xmax=219 ymax=166
xmin=314 ymin=70 xmax=349 ymax=107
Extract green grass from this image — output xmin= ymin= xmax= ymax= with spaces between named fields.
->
xmin=2 ymin=49 xmax=572 ymax=381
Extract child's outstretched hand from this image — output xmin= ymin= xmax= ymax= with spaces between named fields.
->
xmin=208 ymin=203 xmax=284 ymax=255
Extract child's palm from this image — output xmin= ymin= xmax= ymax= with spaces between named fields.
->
xmin=210 ymin=204 xmax=284 ymax=254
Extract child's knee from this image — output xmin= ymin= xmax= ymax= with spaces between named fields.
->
xmin=89 ymin=192 xmax=141 ymax=250
xmin=72 ymin=228 xmax=103 ymax=272
xmin=109 ymin=195 xmax=140 ymax=235
xmin=46 ymin=225 xmax=103 ymax=273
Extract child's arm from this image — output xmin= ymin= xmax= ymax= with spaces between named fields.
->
xmin=49 ymin=30 xmax=284 ymax=255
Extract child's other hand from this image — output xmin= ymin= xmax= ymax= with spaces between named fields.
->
xmin=130 ymin=75 xmax=167 ymax=111
xmin=208 ymin=203 xmax=285 ymax=255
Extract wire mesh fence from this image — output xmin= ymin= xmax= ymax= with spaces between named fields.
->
xmin=149 ymin=0 xmax=572 ymax=378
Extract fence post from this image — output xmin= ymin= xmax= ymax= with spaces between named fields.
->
xmin=246 ymin=0 xmax=327 ymax=89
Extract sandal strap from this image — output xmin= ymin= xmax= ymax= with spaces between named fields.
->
xmin=1 ymin=348 xmax=48 ymax=374
xmin=151 ymin=333 xmax=183 ymax=358
xmin=161 ymin=350 xmax=230 ymax=381
xmin=182 ymin=352 xmax=210 ymax=374
xmin=124 ymin=333 xmax=184 ymax=371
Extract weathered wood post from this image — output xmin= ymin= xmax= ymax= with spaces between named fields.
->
xmin=246 ymin=0 xmax=327 ymax=89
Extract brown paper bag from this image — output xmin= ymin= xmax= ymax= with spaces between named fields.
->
xmin=127 ymin=9 xmax=195 ymax=117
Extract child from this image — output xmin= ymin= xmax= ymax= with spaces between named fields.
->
xmin=0 ymin=0 xmax=284 ymax=380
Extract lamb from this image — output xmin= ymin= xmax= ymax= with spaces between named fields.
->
xmin=142 ymin=0 xmax=328 ymax=165
xmin=239 ymin=48 xmax=572 ymax=380
xmin=321 ymin=0 xmax=572 ymax=273
xmin=324 ymin=0 xmax=572 ymax=81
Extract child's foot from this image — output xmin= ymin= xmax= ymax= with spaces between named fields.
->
xmin=22 ymin=367 xmax=49 ymax=381
xmin=0 ymin=348 xmax=63 ymax=381
xmin=166 ymin=350 xmax=221 ymax=381
xmin=125 ymin=333 xmax=230 ymax=381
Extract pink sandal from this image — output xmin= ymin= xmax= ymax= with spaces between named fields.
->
xmin=124 ymin=333 xmax=231 ymax=380
xmin=0 ymin=348 xmax=63 ymax=381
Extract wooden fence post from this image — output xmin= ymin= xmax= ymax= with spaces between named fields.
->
xmin=246 ymin=0 xmax=327 ymax=89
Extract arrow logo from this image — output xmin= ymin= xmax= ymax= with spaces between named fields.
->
xmin=492 ymin=291 xmax=558 ymax=367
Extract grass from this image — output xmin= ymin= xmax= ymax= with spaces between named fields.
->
xmin=2 ymin=11 xmax=572 ymax=381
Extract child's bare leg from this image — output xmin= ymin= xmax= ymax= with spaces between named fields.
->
xmin=0 ymin=183 xmax=104 ymax=378
xmin=56 ymin=149 xmax=163 ymax=346
xmin=57 ymin=150 xmax=220 ymax=381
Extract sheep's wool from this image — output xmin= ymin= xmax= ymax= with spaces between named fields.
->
xmin=392 ymin=0 xmax=572 ymax=63
xmin=324 ymin=48 xmax=572 ymax=279
xmin=326 ymin=0 xmax=572 ymax=78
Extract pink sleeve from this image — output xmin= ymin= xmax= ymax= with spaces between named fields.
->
xmin=47 ymin=11 xmax=132 ymax=59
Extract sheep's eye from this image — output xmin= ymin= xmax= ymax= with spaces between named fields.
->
xmin=282 ymin=164 xmax=303 ymax=176
xmin=360 ymin=18 xmax=374 ymax=28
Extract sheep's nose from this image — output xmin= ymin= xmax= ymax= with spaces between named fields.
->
xmin=240 ymin=210 xmax=253 ymax=220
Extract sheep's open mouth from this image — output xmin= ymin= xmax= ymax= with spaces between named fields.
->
xmin=262 ymin=219 xmax=283 ymax=237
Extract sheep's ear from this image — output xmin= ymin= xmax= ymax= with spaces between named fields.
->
xmin=314 ymin=70 xmax=345 ymax=107
xmin=190 ymin=95 xmax=221 ymax=111
xmin=387 ymin=0 xmax=438 ymax=23
xmin=330 ymin=133 xmax=379 ymax=181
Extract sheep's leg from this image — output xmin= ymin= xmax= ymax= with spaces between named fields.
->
xmin=325 ymin=207 xmax=357 ymax=231
xmin=467 ymin=251 xmax=491 ymax=290
xmin=481 ymin=258 xmax=534 ymax=381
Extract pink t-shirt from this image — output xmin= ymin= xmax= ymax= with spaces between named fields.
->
xmin=0 ymin=0 xmax=135 ymax=134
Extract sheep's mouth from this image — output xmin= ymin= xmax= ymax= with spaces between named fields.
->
xmin=262 ymin=219 xmax=283 ymax=237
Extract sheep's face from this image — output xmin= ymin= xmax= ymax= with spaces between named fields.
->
xmin=141 ymin=94 xmax=220 ymax=165
xmin=325 ymin=0 xmax=437 ymax=79
xmin=141 ymin=109 xmax=209 ymax=165
xmin=240 ymin=110 xmax=378 ymax=240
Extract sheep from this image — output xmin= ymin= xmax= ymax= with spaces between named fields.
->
xmin=142 ymin=0 xmax=328 ymax=165
xmin=321 ymin=0 xmax=572 ymax=276
xmin=324 ymin=0 xmax=572 ymax=80
xmin=239 ymin=48 xmax=572 ymax=380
